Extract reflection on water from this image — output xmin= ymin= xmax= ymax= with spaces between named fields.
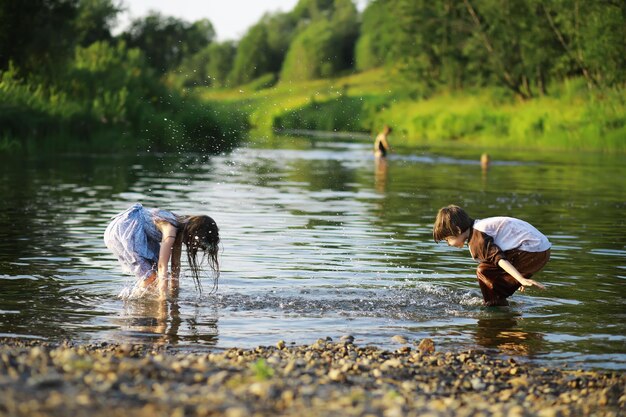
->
xmin=112 ymin=298 xmax=219 ymax=347
xmin=0 ymin=138 xmax=624 ymax=369
xmin=374 ymin=156 xmax=388 ymax=193
xmin=474 ymin=312 xmax=545 ymax=357
xmin=120 ymin=299 xmax=180 ymax=344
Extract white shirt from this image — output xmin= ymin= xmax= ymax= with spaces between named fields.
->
xmin=473 ymin=217 xmax=551 ymax=253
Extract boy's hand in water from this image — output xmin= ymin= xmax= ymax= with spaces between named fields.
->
xmin=519 ymin=278 xmax=546 ymax=291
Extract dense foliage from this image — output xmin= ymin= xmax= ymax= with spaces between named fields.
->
xmin=280 ymin=0 xmax=359 ymax=82
xmin=166 ymin=0 xmax=626 ymax=97
xmin=203 ymin=69 xmax=625 ymax=152
xmin=386 ymin=0 xmax=626 ymax=97
xmin=1 ymin=0 xmax=624 ymax=152
xmin=354 ymin=0 xmax=400 ymax=71
xmin=122 ymin=12 xmax=216 ymax=74
xmin=0 ymin=0 xmax=243 ymax=152
xmin=169 ymin=42 xmax=237 ymax=88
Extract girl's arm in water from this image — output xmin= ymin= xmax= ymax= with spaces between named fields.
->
xmin=157 ymin=222 xmax=178 ymax=298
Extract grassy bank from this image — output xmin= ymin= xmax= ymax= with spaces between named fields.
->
xmin=201 ymin=69 xmax=626 ymax=152
xmin=0 ymin=74 xmax=245 ymax=154
xmin=0 ymin=42 xmax=248 ymax=154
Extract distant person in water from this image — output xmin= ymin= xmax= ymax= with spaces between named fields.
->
xmin=104 ymin=203 xmax=220 ymax=299
xmin=480 ymin=153 xmax=490 ymax=171
xmin=374 ymin=125 xmax=392 ymax=158
xmin=433 ymin=205 xmax=550 ymax=306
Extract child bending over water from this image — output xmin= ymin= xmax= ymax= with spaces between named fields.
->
xmin=433 ymin=205 xmax=550 ymax=306
xmin=104 ymin=203 xmax=220 ymax=299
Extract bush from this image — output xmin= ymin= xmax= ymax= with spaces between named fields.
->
xmin=0 ymin=41 xmax=244 ymax=153
xmin=280 ymin=12 xmax=357 ymax=83
xmin=244 ymin=73 xmax=278 ymax=92
xmin=274 ymin=96 xmax=368 ymax=132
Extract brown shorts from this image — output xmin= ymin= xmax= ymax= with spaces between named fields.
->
xmin=476 ymin=249 xmax=550 ymax=306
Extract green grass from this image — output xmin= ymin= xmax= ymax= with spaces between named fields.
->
xmin=201 ymin=69 xmax=626 ymax=152
xmin=200 ymin=69 xmax=394 ymax=132
xmin=250 ymin=359 xmax=274 ymax=381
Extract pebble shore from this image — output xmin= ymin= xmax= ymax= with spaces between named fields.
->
xmin=0 ymin=337 xmax=623 ymax=417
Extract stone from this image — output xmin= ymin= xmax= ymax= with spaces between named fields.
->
xmin=0 ymin=338 xmax=622 ymax=417
xmin=328 ymin=369 xmax=346 ymax=382
xmin=417 ymin=338 xmax=435 ymax=354
xmin=391 ymin=335 xmax=408 ymax=344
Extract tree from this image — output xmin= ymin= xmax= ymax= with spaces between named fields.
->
xmin=389 ymin=0 xmax=625 ymax=97
xmin=205 ymin=42 xmax=237 ymax=87
xmin=388 ymin=0 xmax=468 ymax=94
xmin=172 ymin=41 xmax=236 ymax=88
xmin=0 ymin=0 xmax=78 ymax=77
xmin=355 ymin=0 xmax=399 ymax=71
xmin=292 ymin=0 xmax=335 ymax=20
xmin=69 ymin=40 xmax=153 ymax=123
xmin=122 ymin=12 xmax=215 ymax=73
xmin=578 ymin=0 xmax=626 ymax=86
xmin=541 ymin=0 xmax=626 ymax=88
xmin=280 ymin=19 xmax=337 ymax=81
xmin=262 ymin=12 xmax=298 ymax=73
xmin=186 ymin=19 xmax=217 ymax=56
xmin=227 ymin=11 xmax=299 ymax=86
xmin=280 ymin=0 xmax=358 ymax=82
xmin=462 ymin=0 xmax=549 ymax=98
xmin=332 ymin=0 xmax=360 ymax=68
xmin=74 ymin=0 xmax=122 ymax=46
xmin=228 ymin=23 xmax=273 ymax=85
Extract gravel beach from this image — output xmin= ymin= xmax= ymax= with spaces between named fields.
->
xmin=0 ymin=337 xmax=623 ymax=417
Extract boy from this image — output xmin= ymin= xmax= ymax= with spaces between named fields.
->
xmin=433 ymin=205 xmax=550 ymax=306
xmin=374 ymin=125 xmax=392 ymax=158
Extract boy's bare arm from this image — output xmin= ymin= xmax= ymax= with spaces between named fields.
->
xmin=497 ymin=259 xmax=546 ymax=290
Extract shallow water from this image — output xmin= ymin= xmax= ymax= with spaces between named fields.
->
xmin=0 ymin=137 xmax=624 ymax=369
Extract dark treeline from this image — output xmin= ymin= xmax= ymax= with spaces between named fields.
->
xmin=1 ymin=0 xmax=624 ymax=151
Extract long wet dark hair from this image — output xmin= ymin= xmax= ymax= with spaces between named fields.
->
xmin=180 ymin=215 xmax=220 ymax=293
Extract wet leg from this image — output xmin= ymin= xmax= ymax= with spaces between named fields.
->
xmin=476 ymin=263 xmax=519 ymax=306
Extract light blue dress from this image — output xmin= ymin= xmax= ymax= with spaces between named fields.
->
xmin=104 ymin=203 xmax=180 ymax=281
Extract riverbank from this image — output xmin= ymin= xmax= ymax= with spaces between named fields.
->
xmin=0 ymin=337 xmax=623 ymax=417
xmin=0 ymin=43 xmax=247 ymax=154
xmin=201 ymin=69 xmax=626 ymax=153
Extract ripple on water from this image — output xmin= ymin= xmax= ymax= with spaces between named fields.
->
xmin=1 ymin=141 xmax=625 ymax=369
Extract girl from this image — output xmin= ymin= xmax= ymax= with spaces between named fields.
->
xmin=104 ymin=203 xmax=220 ymax=299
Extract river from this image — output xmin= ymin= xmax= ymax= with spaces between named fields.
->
xmin=0 ymin=136 xmax=624 ymax=369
